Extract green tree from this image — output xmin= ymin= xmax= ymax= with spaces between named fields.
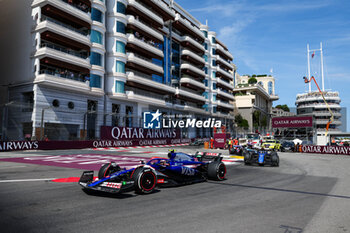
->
xmin=276 ymin=104 xmax=290 ymax=112
xmin=248 ymin=77 xmax=257 ymax=84
xmin=253 ymin=110 xmax=260 ymax=129
xmin=235 ymin=114 xmax=249 ymax=130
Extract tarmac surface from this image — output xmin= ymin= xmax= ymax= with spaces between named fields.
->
xmin=0 ymin=146 xmax=349 ymax=233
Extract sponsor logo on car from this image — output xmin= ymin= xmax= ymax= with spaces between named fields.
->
xmin=101 ymin=182 xmax=122 ymax=189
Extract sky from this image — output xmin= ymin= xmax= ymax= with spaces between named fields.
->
xmin=175 ymin=0 xmax=350 ymax=131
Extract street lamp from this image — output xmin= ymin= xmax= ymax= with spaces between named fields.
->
xmin=40 ymin=106 xmax=51 ymax=140
xmin=1 ymin=101 xmax=15 ymax=141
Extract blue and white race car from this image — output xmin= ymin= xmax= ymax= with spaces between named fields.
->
xmin=243 ymin=148 xmax=279 ymax=167
xmin=79 ymin=151 xmax=226 ymax=195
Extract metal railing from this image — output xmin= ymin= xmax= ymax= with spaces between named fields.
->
xmin=40 ymin=42 xmax=88 ymax=59
xmin=39 ymin=69 xmax=86 ymax=82
xmin=42 ymin=16 xmax=89 ymax=36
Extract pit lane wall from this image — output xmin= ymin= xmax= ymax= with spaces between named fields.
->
xmin=302 ymin=145 xmax=350 ymax=155
xmin=0 ymin=126 xmax=191 ymax=152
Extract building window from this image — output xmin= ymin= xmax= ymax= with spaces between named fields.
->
xmin=116 ymin=41 xmax=125 ymax=53
xmin=115 ymin=81 xmax=125 ymax=93
xmin=112 ymin=104 xmax=120 ymax=126
xmin=90 ymin=52 xmax=102 ymax=66
xmin=212 ymin=48 xmax=216 ymax=55
xmin=52 ymin=99 xmax=60 ymax=107
xmin=204 ymin=79 xmax=208 ymax=87
xmin=116 ymin=61 xmax=125 ymax=73
xmin=116 ymin=21 xmax=126 ymax=34
xmin=202 ymin=30 xmax=208 ymax=38
xmin=212 ymin=71 xmax=216 ymax=78
xmin=203 ymin=92 xmax=208 ymax=99
xmin=68 ymin=101 xmax=75 ymax=109
xmin=213 ymin=106 xmax=217 ymax=113
xmin=268 ymin=81 xmax=273 ymax=95
xmin=204 ymin=43 xmax=208 ymax=50
xmin=117 ymin=2 xmax=126 ymax=14
xmin=91 ymin=30 xmax=103 ymax=44
xmin=212 ymin=94 xmax=216 ymax=102
xmin=126 ymin=106 xmax=133 ymax=127
xmin=213 ymin=83 xmax=217 ymax=90
xmin=212 ymin=37 xmax=216 ymax=44
xmin=212 ymin=60 xmax=216 ymax=66
xmin=204 ymin=67 xmax=208 ymax=74
xmin=90 ymin=74 xmax=101 ymax=88
xmin=91 ymin=8 xmax=103 ymax=22
xmin=203 ymin=55 xmax=208 ymax=62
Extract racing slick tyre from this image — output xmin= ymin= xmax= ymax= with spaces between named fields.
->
xmin=244 ymin=152 xmax=252 ymax=165
xmin=271 ymin=152 xmax=279 ymax=167
xmin=208 ymin=161 xmax=226 ymax=181
xmin=98 ymin=162 xmax=121 ymax=179
xmin=133 ymin=167 xmax=157 ymax=194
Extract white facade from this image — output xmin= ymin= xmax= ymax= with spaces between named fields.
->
xmin=0 ymin=0 xmax=236 ymax=140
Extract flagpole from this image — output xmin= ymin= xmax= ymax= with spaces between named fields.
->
xmin=307 ymin=44 xmax=311 ymax=92
xmin=320 ymin=42 xmax=325 ymax=92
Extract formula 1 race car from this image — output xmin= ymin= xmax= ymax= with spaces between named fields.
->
xmin=79 ymin=151 xmax=226 ymax=195
xmin=243 ymin=148 xmax=279 ymax=166
xmin=229 ymin=145 xmax=244 ymax=155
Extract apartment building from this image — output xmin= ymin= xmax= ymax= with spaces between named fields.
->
xmin=232 ymin=74 xmax=279 ymax=133
xmin=0 ymin=0 xmax=236 ymax=140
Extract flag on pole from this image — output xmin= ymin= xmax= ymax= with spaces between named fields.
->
xmin=311 ymin=51 xmax=315 ymax=58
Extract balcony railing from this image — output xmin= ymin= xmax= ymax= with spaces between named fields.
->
xmin=40 ymin=42 xmax=88 ymax=59
xmin=39 ymin=69 xmax=87 ymax=82
xmin=61 ymin=0 xmax=90 ymax=13
xmin=42 ymin=16 xmax=89 ymax=36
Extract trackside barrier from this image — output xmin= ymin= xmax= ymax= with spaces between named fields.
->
xmin=0 ymin=138 xmax=192 ymax=152
xmin=301 ymin=145 xmax=350 ymax=155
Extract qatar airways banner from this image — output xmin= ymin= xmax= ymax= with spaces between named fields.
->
xmin=272 ymin=116 xmax=313 ymax=128
xmin=302 ymin=145 xmax=350 ymax=156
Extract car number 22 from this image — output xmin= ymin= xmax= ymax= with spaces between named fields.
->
xmin=181 ymin=166 xmax=195 ymax=176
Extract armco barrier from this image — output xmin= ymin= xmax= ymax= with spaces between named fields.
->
xmin=302 ymin=145 xmax=350 ymax=155
xmin=0 ymin=138 xmax=192 ymax=152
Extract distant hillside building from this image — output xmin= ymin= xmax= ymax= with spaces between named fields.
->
xmin=232 ymin=74 xmax=279 ymax=133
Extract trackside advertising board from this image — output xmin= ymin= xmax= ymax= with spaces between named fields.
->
xmin=272 ymin=116 xmax=313 ymax=128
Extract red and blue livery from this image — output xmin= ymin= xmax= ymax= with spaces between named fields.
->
xmin=79 ymin=151 xmax=226 ymax=195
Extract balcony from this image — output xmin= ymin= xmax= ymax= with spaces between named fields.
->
xmin=34 ymin=72 xmax=103 ymax=96
xmin=127 ymin=0 xmax=164 ymax=28
xmin=143 ymin=0 xmax=175 ymax=21
xmin=36 ymin=18 xmax=91 ymax=46
xmin=173 ymin=14 xmax=205 ymax=43
xmin=216 ymin=78 xmax=233 ymax=90
xmin=216 ymin=43 xmax=233 ymax=61
xmin=126 ymin=34 xmax=163 ymax=59
xmin=126 ymin=53 xmax=163 ymax=76
xmin=126 ymin=72 xmax=175 ymax=94
xmin=182 ymin=105 xmax=208 ymax=115
xmin=180 ymin=36 xmax=205 ymax=54
xmin=126 ymin=91 xmax=166 ymax=107
xmin=181 ymin=49 xmax=205 ymax=66
xmin=216 ymin=56 xmax=233 ymax=71
xmin=315 ymin=119 xmax=342 ymax=125
xmin=217 ymin=100 xmax=234 ymax=110
xmin=313 ymin=111 xmax=342 ymax=117
xmin=175 ymin=88 xmax=206 ymax=103
xmin=35 ymin=46 xmax=91 ymax=69
xmin=32 ymin=0 xmax=92 ymax=25
xmin=127 ymin=15 xmax=163 ymax=42
xmin=180 ymin=63 xmax=206 ymax=79
xmin=217 ymin=89 xmax=234 ymax=101
xmin=180 ymin=77 xmax=206 ymax=91
xmin=216 ymin=66 xmax=233 ymax=81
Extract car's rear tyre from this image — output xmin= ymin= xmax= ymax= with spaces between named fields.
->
xmin=244 ymin=152 xmax=251 ymax=165
xmin=271 ymin=152 xmax=279 ymax=167
xmin=98 ymin=162 xmax=120 ymax=179
xmin=133 ymin=167 xmax=157 ymax=194
xmin=208 ymin=161 xmax=226 ymax=181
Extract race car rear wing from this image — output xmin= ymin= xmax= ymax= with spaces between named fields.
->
xmin=195 ymin=152 xmax=223 ymax=162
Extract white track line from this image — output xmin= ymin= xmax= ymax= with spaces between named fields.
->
xmin=0 ymin=178 xmax=56 ymax=183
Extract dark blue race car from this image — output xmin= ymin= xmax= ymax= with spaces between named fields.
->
xmin=243 ymin=148 xmax=279 ymax=167
xmin=79 ymin=151 xmax=226 ymax=195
